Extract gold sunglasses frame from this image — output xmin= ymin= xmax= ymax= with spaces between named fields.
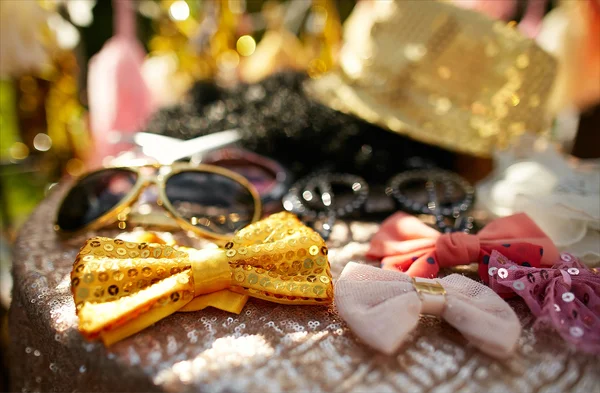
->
xmin=54 ymin=163 xmax=262 ymax=242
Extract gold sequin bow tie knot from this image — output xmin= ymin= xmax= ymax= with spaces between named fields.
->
xmin=71 ymin=212 xmax=333 ymax=345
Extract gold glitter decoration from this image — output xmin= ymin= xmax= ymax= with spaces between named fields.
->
xmin=306 ymin=0 xmax=556 ymax=157
xmin=70 ymin=212 xmax=333 ymax=345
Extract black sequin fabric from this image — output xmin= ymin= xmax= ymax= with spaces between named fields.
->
xmin=145 ymin=72 xmax=454 ymax=182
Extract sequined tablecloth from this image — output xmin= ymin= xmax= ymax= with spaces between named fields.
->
xmin=9 ymin=185 xmax=600 ymax=393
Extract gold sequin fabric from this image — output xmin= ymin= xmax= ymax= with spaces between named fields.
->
xmin=307 ymin=0 xmax=557 ymax=157
xmin=70 ymin=212 xmax=333 ymax=339
xmin=9 ymin=185 xmax=600 ymax=393
xmin=71 ymin=238 xmax=194 ymax=338
xmin=224 ymin=212 xmax=333 ymax=303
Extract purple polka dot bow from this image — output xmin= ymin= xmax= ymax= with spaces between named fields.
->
xmin=488 ymin=250 xmax=600 ymax=355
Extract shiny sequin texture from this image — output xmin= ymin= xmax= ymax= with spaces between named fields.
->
xmin=8 ymin=186 xmax=599 ymax=393
xmin=70 ymin=212 xmax=334 ymax=340
xmin=498 ymin=268 xmax=509 ymax=279
xmin=562 ymin=292 xmax=575 ymax=303
xmin=487 ymin=250 xmax=600 ymax=356
xmin=307 ymin=0 xmax=556 ymax=157
xmin=512 ymin=281 xmax=525 ymax=291
xmin=567 ymin=268 xmax=580 ymax=276
xmin=224 ymin=212 xmax=333 ymax=303
xmin=570 ymin=326 xmax=584 ymax=338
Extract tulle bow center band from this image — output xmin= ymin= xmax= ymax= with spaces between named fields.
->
xmin=412 ymin=277 xmax=447 ymax=316
xmin=335 ymin=262 xmax=521 ymax=359
xmin=71 ymin=212 xmax=333 ymax=345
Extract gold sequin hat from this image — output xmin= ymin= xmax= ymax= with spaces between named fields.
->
xmin=306 ymin=0 xmax=557 ymax=158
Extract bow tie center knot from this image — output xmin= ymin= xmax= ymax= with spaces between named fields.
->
xmin=435 ymin=232 xmax=480 ymax=268
xmin=187 ymin=248 xmax=231 ymax=295
xmin=413 ymin=277 xmax=446 ymax=316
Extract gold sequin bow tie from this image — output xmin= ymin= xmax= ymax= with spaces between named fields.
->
xmin=71 ymin=212 xmax=333 ymax=345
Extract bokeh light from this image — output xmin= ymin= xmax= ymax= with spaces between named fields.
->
xmin=65 ymin=158 xmax=85 ymax=177
xmin=307 ymin=59 xmax=327 ymax=79
xmin=236 ymin=35 xmax=256 ymax=57
xmin=33 ymin=133 xmax=52 ymax=151
xmin=169 ymin=1 xmax=190 ymax=21
xmin=9 ymin=142 xmax=29 ymax=160
xmin=217 ymin=50 xmax=240 ymax=71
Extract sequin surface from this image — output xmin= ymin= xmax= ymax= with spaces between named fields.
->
xmin=307 ymin=0 xmax=556 ymax=157
xmin=9 ymin=185 xmax=600 ymax=393
xmin=71 ymin=213 xmax=333 ymax=340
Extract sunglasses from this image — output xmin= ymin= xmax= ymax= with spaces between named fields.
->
xmin=283 ymin=169 xmax=475 ymax=240
xmin=54 ymin=164 xmax=262 ymax=241
xmin=132 ymin=131 xmax=292 ymax=214
xmin=200 ymin=147 xmax=292 ymax=214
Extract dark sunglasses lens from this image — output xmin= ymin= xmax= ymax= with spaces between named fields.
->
xmin=57 ymin=169 xmax=138 ymax=231
xmin=208 ymin=159 xmax=277 ymax=195
xmin=165 ymin=171 xmax=256 ymax=235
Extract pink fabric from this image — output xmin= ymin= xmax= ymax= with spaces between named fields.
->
xmin=488 ymin=250 xmax=600 ymax=355
xmin=87 ymin=0 xmax=153 ymax=168
xmin=368 ymin=212 xmax=559 ymax=280
xmin=335 ymin=262 xmax=521 ymax=359
xmin=518 ymin=0 xmax=547 ymax=38
xmin=452 ymin=0 xmax=546 ymax=38
xmin=452 ymin=0 xmax=517 ymax=21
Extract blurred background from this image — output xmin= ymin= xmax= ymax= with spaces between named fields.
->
xmin=1 ymin=0 xmax=599 ymax=389
xmin=4 ymin=0 xmax=599 ymax=237
xmin=0 ymin=0 xmax=353 ymax=235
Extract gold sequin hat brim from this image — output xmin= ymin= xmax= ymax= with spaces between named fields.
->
xmin=305 ymin=0 xmax=557 ymax=158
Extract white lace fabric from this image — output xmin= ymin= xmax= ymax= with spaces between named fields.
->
xmin=477 ymin=136 xmax=600 ymax=266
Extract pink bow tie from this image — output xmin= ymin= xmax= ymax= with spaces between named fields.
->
xmin=335 ymin=262 xmax=522 ymax=359
xmin=367 ymin=212 xmax=559 ymax=280
xmin=488 ymin=250 xmax=600 ymax=355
